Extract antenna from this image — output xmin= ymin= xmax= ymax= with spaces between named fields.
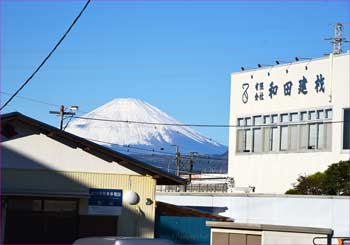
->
xmin=325 ymin=23 xmax=349 ymax=55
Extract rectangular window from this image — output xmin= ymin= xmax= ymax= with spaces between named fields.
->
xmin=344 ymin=108 xmax=350 ymax=150
xmin=300 ymin=111 xmax=307 ymax=121
xmin=253 ymin=116 xmax=262 ymax=126
xmin=290 ymin=113 xmax=298 ymax=122
xmin=281 ymin=114 xmax=289 ymax=123
xmin=308 ymin=123 xmax=317 ymax=149
xmin=280 ymin=126 xmax=288 ymax=151
xmin=317 ymin=123 xmax=325 ymax=150
xmin=325 ymin=122 xmax=332 ymax=150
xmin=300 ymin=124 xmax=308 ymax=150
xmin=317 ymin=110 xmax=325 ymax=120
xmin=44 ymin=200 xmax=77 ymax=212
xmin=244 ymin=129 xmax=251 ymax=152
xmin=263 ymin=128 xmax=270 ymax=152
xmin=271 ymin=114 xmax=278 ymax=124
xmin=235 ymin=108 xmax=332 ymax=154
xmin=325 ymin=109 xmax=333 ymax=119
xmin=309 ymin=111 xmax=316 ymax=120
xmin=271 ymin=127 xmax=279 ymax=151
xmin=252 ymin=128 xmax=262 ymax=152
xmin=237 ymin=129 xmax=251 ymax=152
xmin=7 ymin=199 xmax=42 ymax=211
xmin=263 ymin=115 xmax=270 ymax=124
xmin=289 ymin=125 xmax=298 ymax=150
xmin=263 ymin=127 xmax=278 ymax=152
xmin=245 ymin=118 xmax=252 ymax=126
xmin=237 ymin=129 xmax=245 ymax=152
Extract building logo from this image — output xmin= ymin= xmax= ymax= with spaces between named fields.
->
xmin=242 ymin=83 xmax=249 ymax=104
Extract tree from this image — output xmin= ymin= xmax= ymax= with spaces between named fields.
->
xmin=286 ymin=160 xmax=350 ymax=195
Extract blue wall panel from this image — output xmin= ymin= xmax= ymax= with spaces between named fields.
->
xmin=155 ymin=216 xmax=212 ymax=245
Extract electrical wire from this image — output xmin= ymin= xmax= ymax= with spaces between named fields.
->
xmin=0 ymin=0 xmax=92 ymax=111
xmin=86 ymin=137 xmax=228 ymax=161
xmin=3 ymin=92 xmax=342 ymax=130
xmin=1 ymin=92 xmax=60 ymax=108
xmin=72 ymin=115 xmax=344 ymax=128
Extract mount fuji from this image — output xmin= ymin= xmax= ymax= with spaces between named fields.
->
xmin=66 ymin=98 xmax=227 ymax=156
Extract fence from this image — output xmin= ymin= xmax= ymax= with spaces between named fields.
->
xmin=157 ymin=183 xmax=228 ymax=193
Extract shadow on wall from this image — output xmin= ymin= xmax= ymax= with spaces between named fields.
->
xmin=183 ymin=206 xmax=228 ymax=216
xmin=1 ymin=145 xmax=155 ymax=244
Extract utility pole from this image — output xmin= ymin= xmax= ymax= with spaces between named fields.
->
xmin=325 ymin=23 xmax=349 ymax=55
xmin=171 ymin=144 xmax=181 ymax=176
xmin=49 ymin=105 xmax=78 ymax=130
xmin=189 ymin=152 xmax=198 ymax=182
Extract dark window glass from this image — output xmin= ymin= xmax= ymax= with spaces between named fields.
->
xmin=344 ymin=108 xmax=350 ymax=150
xmin=7 ymin=199 xmax=42 ymax=211
xmin=44 ymin=200 xmax=77 ymax=212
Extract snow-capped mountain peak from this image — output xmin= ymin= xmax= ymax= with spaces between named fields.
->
xmin=66 ymin=98 xmax=227 ymax=155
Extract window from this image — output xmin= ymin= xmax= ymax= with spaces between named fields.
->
xmin=263 ymin=127 xmax=278 ymax=152
xmin=280 ymin=126 xmax=288 ymax=151
xmin=236 ymin=107 xmax=332 ymax=154
xmin=7 ymin=199 xmax=42 ymax=211
xmin=299 ymin=124 xmax=308 ymax=150
xmin=237 ymin=128 xmax=251 ymax=152
xmin=271 ymin=114 xmax=278 ymax=124
xmin=300 ymin=111 xmax=307 ymax=121
xmin=280 ymin=113 xmax=289 ymax=151
xmin=308 ymin=123 xmax=317 ymax=149
xmin=344 ymin=108 xmax=350 ymax=150
xmin=237 ymin=118 xmax=244 ymax=127
xmin=44 ymin=200 xmax=77 ymax=212
xmin=289 ymin=125 xmax=298 ymax=150
xmin=253 ymin=116 xmax=262 ymax=126
xmin=252 ymin=128 xmax=262 ymax=152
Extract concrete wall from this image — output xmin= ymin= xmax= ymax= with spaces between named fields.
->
xmin=229 ymin=53 xmax=350 ymax=193
xmin=156 ymin=193 xmax=350 ymax=237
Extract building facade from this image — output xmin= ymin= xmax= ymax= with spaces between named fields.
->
xmin=228 ymin=53 xmax=350 ymax=193
xmin=1 ymin=112 xmax=185 ymax=244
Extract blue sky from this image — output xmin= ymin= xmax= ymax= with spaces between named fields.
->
xmin=1 ymin=0 xmax=349 ymax=145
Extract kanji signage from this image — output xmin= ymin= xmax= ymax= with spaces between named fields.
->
xmin=88 ymin=188 xmax=123 ymax=216
xmin=241 ymin=74 xmax=325 ymax=104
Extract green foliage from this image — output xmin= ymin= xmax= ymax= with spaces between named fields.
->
xmin=286 ymin=160 xmax=350 ymax=195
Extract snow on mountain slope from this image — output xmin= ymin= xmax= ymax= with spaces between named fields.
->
xmin=66 ymin=98 xmax=227 ymax=155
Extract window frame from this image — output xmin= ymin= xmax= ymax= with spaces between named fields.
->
xmin=235 ymin=107 xmax=333 ymax=155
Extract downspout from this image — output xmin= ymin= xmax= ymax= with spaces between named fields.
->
xmin=328 ymin=53 xmax=334 ymax=103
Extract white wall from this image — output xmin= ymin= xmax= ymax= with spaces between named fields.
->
xmin=229 ymin=53 xmax=350 ymax=193
xmin=262 ymin=231 xmax=327 ymax=245
xmin=2 ymin=133 xmax=138 ymax=175
xmin=156 ymin=193 xmax=350 ymax=237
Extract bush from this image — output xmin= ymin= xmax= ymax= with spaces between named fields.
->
xmin=286 ymin=160 xmax=350 ymax=195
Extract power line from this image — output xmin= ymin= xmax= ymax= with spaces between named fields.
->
xmin=72 ymin=115 xmax=344 ymax=128
xmin=0 ymin=0 xmax=91 ymax=111
xmin=85 ymin=138 xmax=228 ymax=161
xmin=73 ymin=115 xmax=231 ymax=128
xmin=1 ymin=92 xmax=60 ymax=108
xmin=5 ymin=92 xmax=342 ymax=130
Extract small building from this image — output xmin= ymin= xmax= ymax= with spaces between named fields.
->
xmin=1 ymin=112 xmax=186 ymax=244
xmin=206 ymin=221 xmax=333 ymax=245
xmin=155 ymin=201 xmax=231 ymax=244
xmin=228 ymin=53 xmax=350 ymax=193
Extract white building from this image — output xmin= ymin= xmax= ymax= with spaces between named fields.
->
xmin=228 ymin=53 xmax=350 ymax=193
